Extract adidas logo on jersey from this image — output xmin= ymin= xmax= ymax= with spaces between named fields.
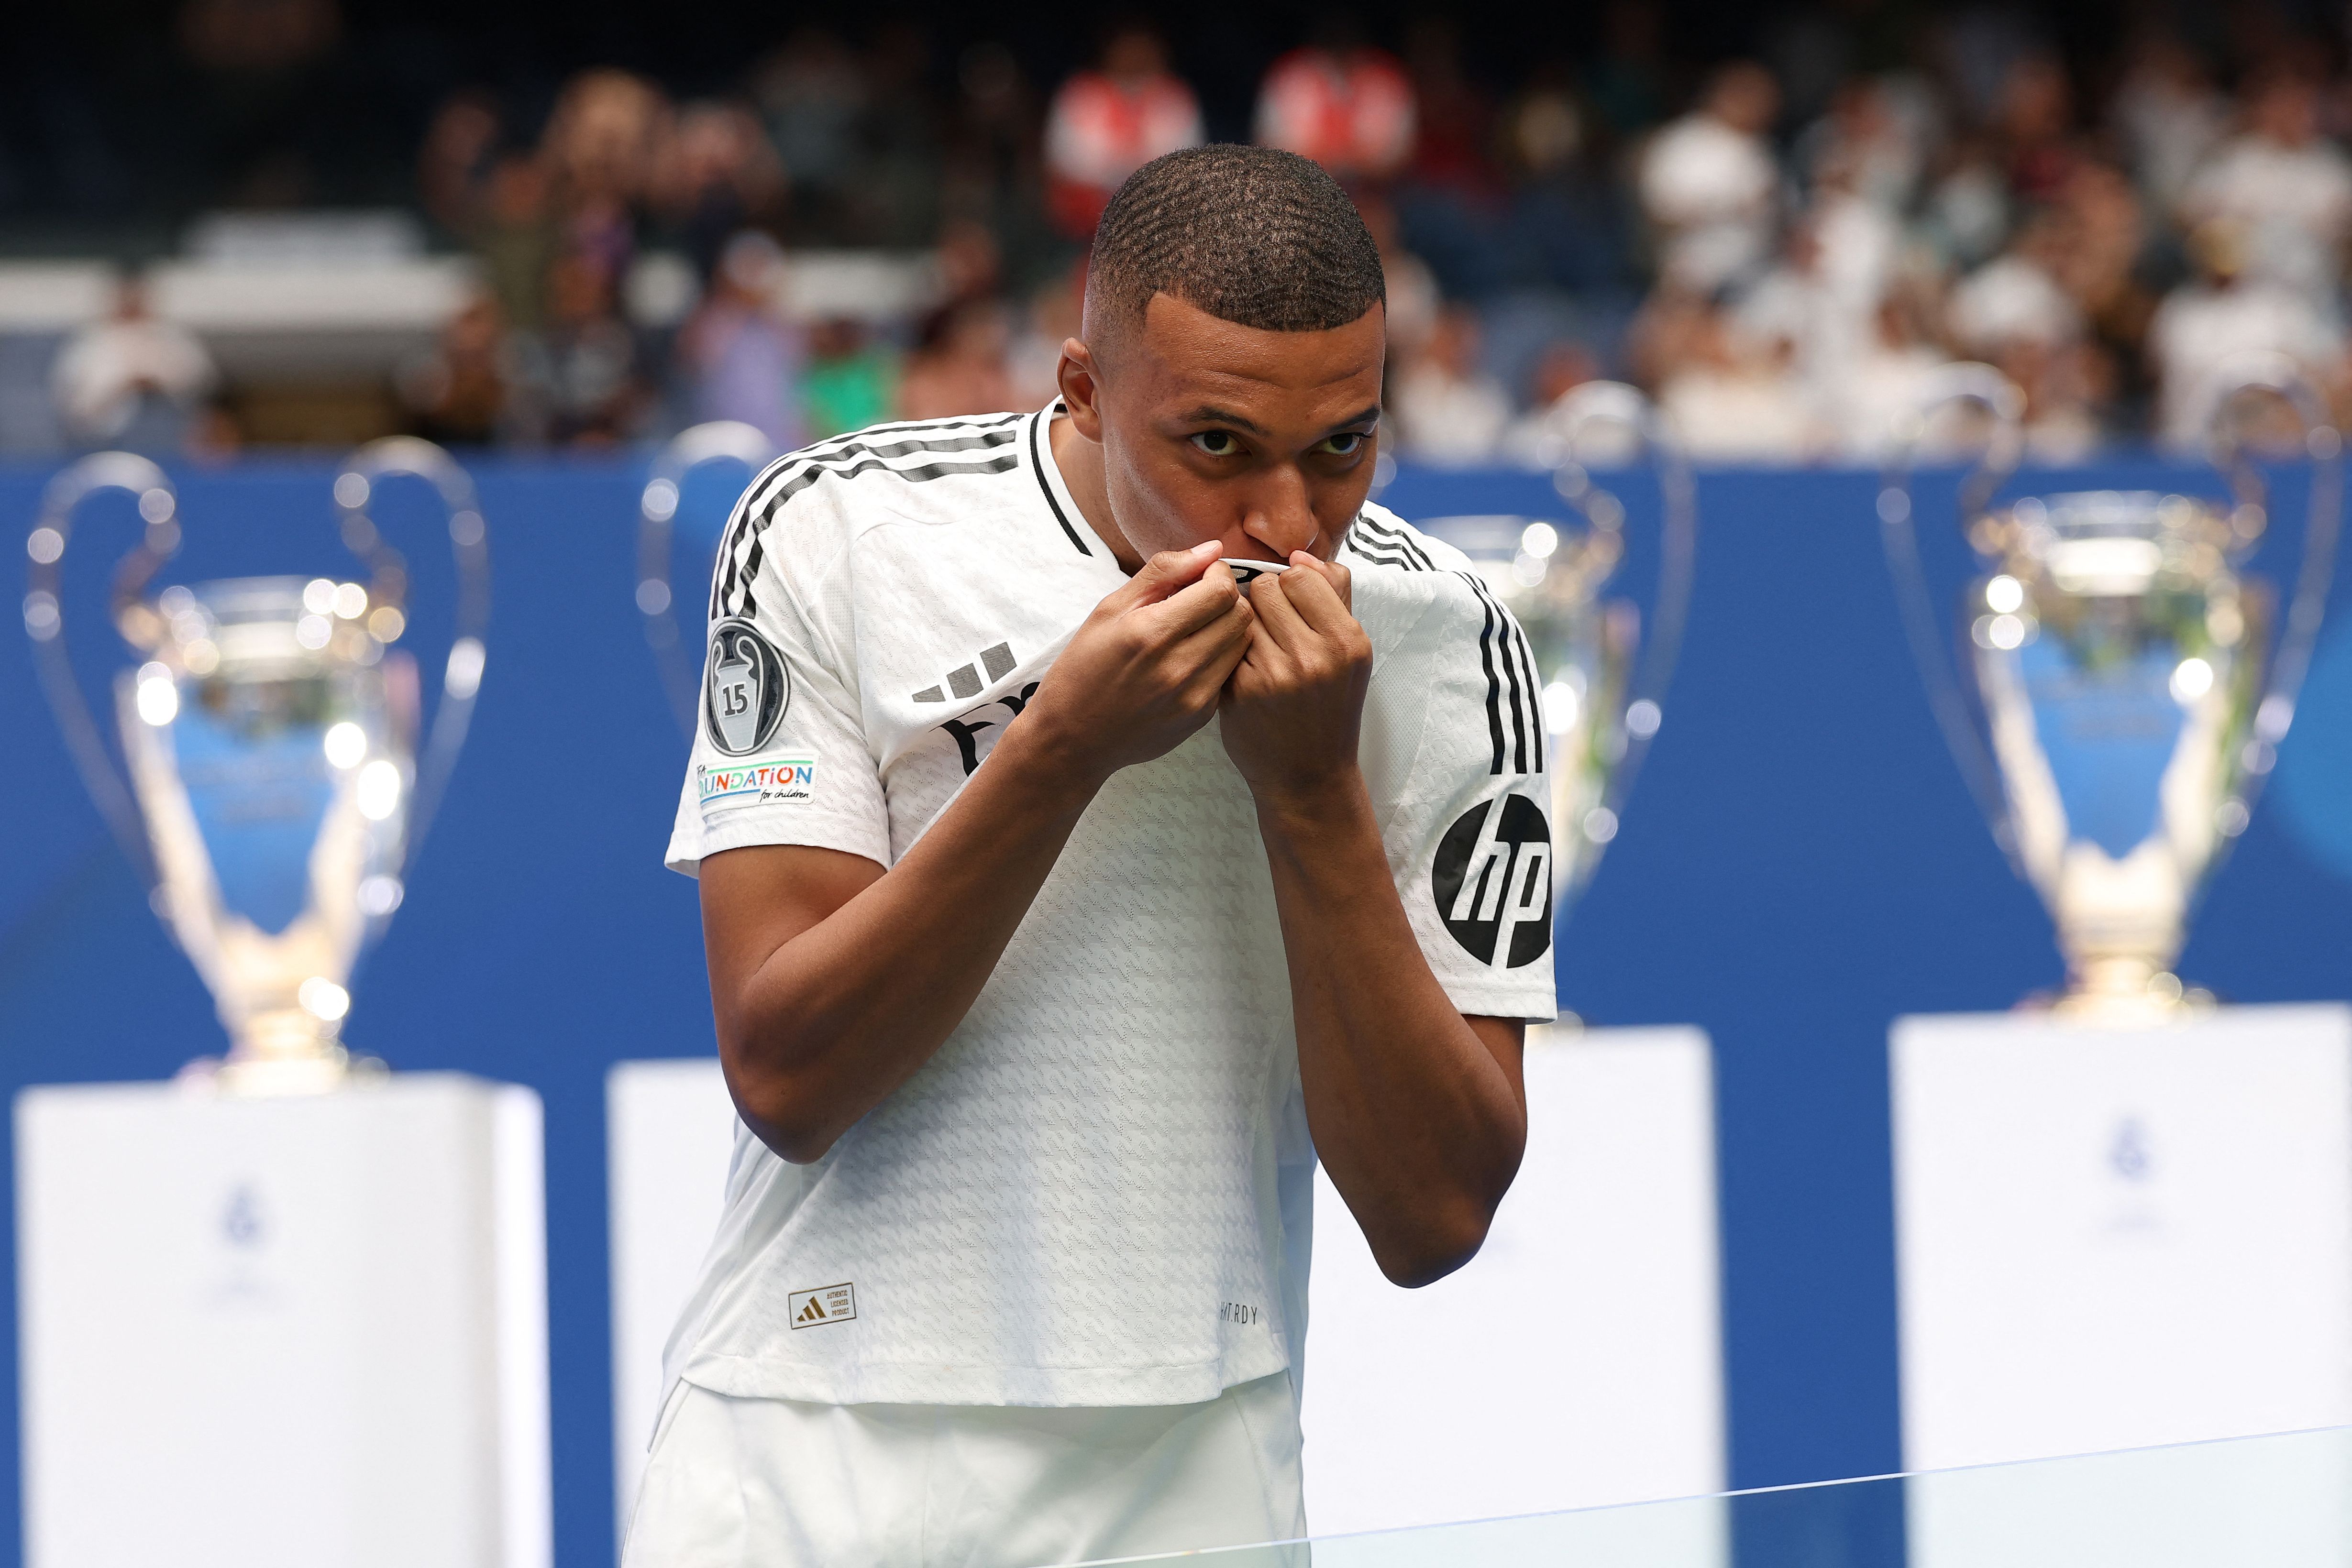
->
xmin=914 ymin=642 xmax=1017 ymax=703
xmin=788 ymin=1282 xmax=857 ymax=1329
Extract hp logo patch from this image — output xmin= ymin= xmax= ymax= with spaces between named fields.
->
xmin=706 ymin=618 xmax=789 ymax=756
xmin=1434 ymin=795 xmax=1553 ymax=967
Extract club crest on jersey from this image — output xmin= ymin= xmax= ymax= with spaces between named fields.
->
xmin=1434 ymin=795 xmax=1553 ymax=968
xmin=705 ymin=618 xmax=789 ymax=756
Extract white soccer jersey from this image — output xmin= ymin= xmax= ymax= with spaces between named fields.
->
xmin=661 ymin=405 xmax=1557 ymax=1412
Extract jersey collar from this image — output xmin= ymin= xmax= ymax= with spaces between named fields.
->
xmin=1026 ymin=401 xmax=1107 ymax=561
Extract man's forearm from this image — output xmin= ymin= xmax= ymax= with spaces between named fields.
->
xmin=721 ymin=716 xmax=1104 ymax=1160
xmin=1256 ymin=772 xmax=1528 ymax=1285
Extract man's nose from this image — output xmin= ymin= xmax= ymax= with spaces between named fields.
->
xmin=1240 ymin=470 xmax=1319 ymax=557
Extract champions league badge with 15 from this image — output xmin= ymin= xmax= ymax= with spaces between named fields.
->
xmin=698 ymin=619 xmax=816 ymax=815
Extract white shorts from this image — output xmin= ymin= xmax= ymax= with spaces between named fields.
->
xmin=620 ymin=1371 xmax=1307 ymax=1568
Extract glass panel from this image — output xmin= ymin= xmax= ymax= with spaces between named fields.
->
xmin=1064 ymin=1425 xmax=2352 ymax=1568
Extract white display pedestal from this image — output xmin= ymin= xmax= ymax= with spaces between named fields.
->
xmin=1892 ymin=1002 xmax=2352 ymax=1476
xmin=1302 ymin=1026 xmax=1725 ymax=1545
xmin=606 ymin=1058 xmax=739 ymax=1541
xmin=15 ymin=1073 xmax=551 ymax=1568
xmin=604 ymin=1033 xmax=1724 ymax=1555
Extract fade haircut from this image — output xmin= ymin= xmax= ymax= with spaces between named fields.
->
xmin=1086 ymin=145 xmax=1386 ymax=348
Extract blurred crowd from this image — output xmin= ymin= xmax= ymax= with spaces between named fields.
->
xmin=44 ymin=9 xmax=2352 ymax=463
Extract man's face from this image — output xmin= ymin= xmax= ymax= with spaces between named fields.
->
xmin=1064 ymin=292 xmax=1386 ymax=564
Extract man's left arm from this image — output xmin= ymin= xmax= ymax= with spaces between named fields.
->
xmin=1224 ymin=554 xmax=1532 ymax=1287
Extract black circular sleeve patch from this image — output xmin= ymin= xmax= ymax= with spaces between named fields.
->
xmin=1432 ymin=795 xmax=1554 ymax=968
xmin=704 ymin=618 xmax=790 ymax=756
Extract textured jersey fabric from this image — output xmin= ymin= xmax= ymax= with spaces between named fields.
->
xmin=620 ymin=1371 xmax=1306 ymax=1568
xmin=661 ymin=406 xmax=1557 ymax=1410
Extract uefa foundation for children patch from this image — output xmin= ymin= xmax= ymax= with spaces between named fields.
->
xmin=698 ymin=756 xmax=817 ymax=819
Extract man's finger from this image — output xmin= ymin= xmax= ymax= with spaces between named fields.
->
xmin=1118 ymin=540 xmax=1224 ymax=608
xmin=1273 ymin=553 xmax=1357 ymax=635
xmin=1138 ymin=565 xmax=1244 ymax=640
xmin=1169 ymin=597 xmax=1255 ymax=680
xmin=1246 ymin=570 xmax=1317 ymax=658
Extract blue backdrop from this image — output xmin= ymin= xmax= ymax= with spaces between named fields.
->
xmin=2 ymin=451 xmax=2349 ymax=1567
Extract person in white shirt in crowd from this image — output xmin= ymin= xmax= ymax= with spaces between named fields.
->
xmin=1946 ymin=213 xmax=2105 ymax=461
xmin=1388 ymin=303 xmax=1513 ymax=464
xmin=1639 ymin=61 xmax=1784 ymax=295
xmin=628 ymin=145 xmax=1551 ymax=1568
xmin=1836 ymin=288 xmax=1957 ymax=462
xmin=1733 ymin=165 xmax=1901 ymax=449
xmin=1043 ymin=22 xmax=1203 ymax=240
xmin=2108 ymin=31 xmax=2229 ymax=214
xmin=2180 ymin=67 xmax=2352 ymax=306
xmin=51 ymin=277 xmax=218 ymax=453
xmin=2149 ymin=217 xmax=2345 ymax=451
xmin=1655 ymin=302 xmax=1819 ymax=463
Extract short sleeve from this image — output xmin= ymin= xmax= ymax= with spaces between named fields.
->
xmin=663 ymin=492 xmax=891 ymax=877
xmin=1359 ymin=567 xmax=1559 ymax=1022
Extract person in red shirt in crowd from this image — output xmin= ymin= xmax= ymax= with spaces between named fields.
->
xmin=1044 ymin=23 xmax=1204 ymax=240
xmin=1253 ymin=20 xmax=1416 ymax=186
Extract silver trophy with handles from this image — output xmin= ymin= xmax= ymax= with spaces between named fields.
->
xmin=22 ymin=439 xmax=491 ymax=1091
xmin=1413 ymin=382 xmax=1697 ymax=902
xmin=1881 ymin=357 xmax=2341 ymax=1020
xmin=635 ymin=421 xmax=779 ymax=735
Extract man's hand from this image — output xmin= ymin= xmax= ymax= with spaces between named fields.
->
xmin=1022 ymin=539 xmax=1257 ymax=784
xmin=1219 ymin=551 xmax=1374 ymax=808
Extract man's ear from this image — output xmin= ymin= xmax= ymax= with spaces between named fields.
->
xmin=1056 ymin=337 xmax=1106 ymax=440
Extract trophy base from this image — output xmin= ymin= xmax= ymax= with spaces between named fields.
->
xmin=2039 ymin=957 xmax=2219 ymax=1027
xmin=179 ymin=1048 xmax=391 ymax=1097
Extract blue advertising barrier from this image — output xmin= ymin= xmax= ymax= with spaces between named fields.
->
xmin=2 ymin=452 xmax=2349 ymax=1567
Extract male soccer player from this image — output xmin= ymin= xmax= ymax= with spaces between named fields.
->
xmin=631 ymin=144 xmax=1557 ymax=1567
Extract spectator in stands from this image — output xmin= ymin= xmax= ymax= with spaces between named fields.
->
xmin=800 ymin=318 xmax=899 ymax=438
xmin=542 ymin=69 xmax=669 ymax=297
xmin=656 ymin=102 xmax=787 ymax=284
xmin=753 ymin=29 xmax=867 ymax=242
xmin=1502 ymin=339 xmax=1607 ymax=466
xmin=418 ymin=97 xmax=559 ymax=332
xmin=512 ymin=251 xmax=645 ymax=447
xmin=1948 ymin=212 xmax=2106 ymax=458
xmin=1653 ymin=303 xmax=1818 ymax=463
xmin=1992 ymin=53 xmax=2083 ymax=210
xmin=1836 ymin=288 xmax=1957 ymax=462
xmin=2109 ymin=31 xmax=2229 ymax=214
xmin=675 ymin=232 xmax=805 ymax=448
xmin=1639 ymin=62 xmax=1782 ymax=295
xmin=51 ymin=278 xmax=219 ymax=454
xmin=1044 ymin=23 xmax=1202 ymax=240
xmin=896 ymin=298 xmax=1017 ymax=420
xmin=1388 ymin=304 xmax=1511 ymax=463
xmin=398 ymin=290 xmax=509 ymax=447
xmin=1254 ymin=21 xmax=1416 ymax=186
xmin=2149 ymin=218 xmax=2344 ymax=450
xmin=2181 ymin=68 xmax=2352 ymax=305
xmin=939 ymin=42 xmax=1049 ymax=280
xmin=1007 ymin=263 xmax=1084 ymax=412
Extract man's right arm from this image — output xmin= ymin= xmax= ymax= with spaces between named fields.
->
xmin=699 ymin=541 xmax=1253 ymax=1163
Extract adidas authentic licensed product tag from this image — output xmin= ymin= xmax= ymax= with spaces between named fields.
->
xmin=788 ymin=1282 xmax=856 ymax=1329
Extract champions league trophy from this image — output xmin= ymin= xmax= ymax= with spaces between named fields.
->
xmin=636 ymin=420 xmax=779 ymax=734
xmin=22 ymin=439 xmax=491 ymax=1091
xmin=1881 ymin=357 xmax=2341 ymax=1020
xmin=1412 ymin=382 xmax=1696 ymax=899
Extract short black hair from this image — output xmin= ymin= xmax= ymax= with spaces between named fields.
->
xmin=1087 ymin=145 xmax=1386 ymax=341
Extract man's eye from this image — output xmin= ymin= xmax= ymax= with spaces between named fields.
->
xmin=1190 ymin=430 xmax=1240 ymax=456
xmin=1317 ymin=432 xmax=1368 ymax=457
